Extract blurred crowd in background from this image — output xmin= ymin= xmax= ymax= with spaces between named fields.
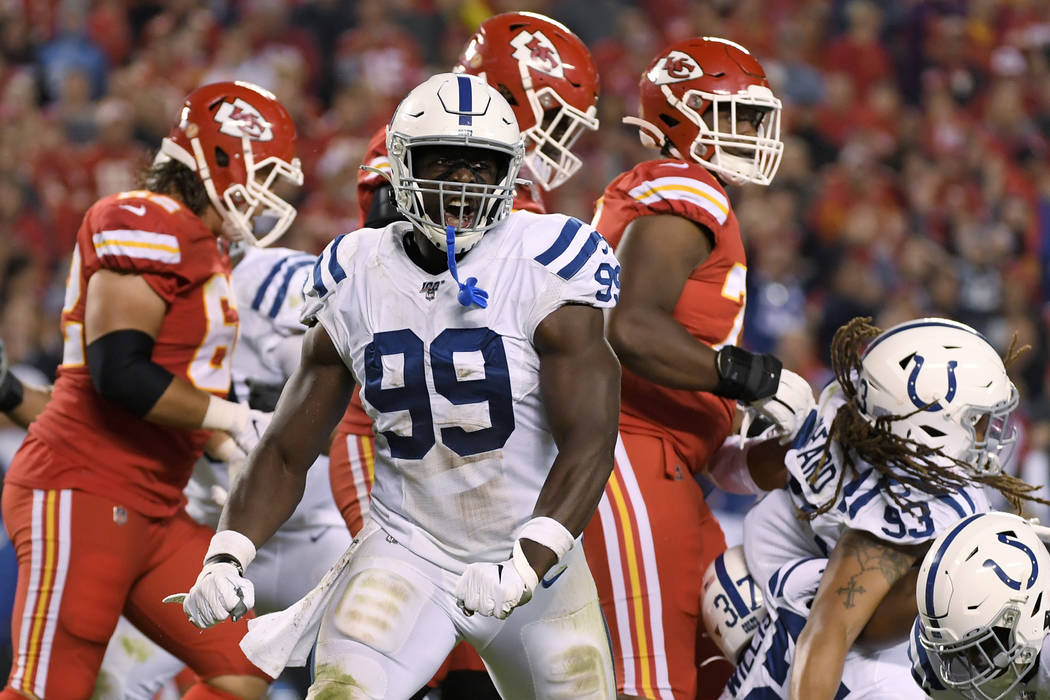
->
xmin=1 ymin=0 xmax=1050 ymax=512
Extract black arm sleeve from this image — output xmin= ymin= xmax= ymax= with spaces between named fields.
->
xmin=364 ymin=183 xmax=406 ymax=229
xmin=86 ymin=329 xmax=176 ymax=417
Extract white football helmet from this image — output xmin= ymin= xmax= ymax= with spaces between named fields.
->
xmin=916 ymin=512 xmax=1050 ymax=700
xmin=701 ymin=546 xmax=767 ymax=661
xmin=386 ymin=72 xmax=525 ymax=254
xmin=857 ymin=318 xmax=1018 ymax=476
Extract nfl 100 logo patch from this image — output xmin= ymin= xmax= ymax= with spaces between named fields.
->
xmin=420 ymin=280 xmax=444 ymax=301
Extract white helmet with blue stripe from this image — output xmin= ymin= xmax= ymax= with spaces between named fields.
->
xmin=916 ymin=511 xmax=1050 ymax=699
xmin=857 ymin=317 xmax=1018 ymax=476
xmin=385 ymin=72 xmax=525 ymax=254
xmin=701 ymin=545 xmax=767 ymax=661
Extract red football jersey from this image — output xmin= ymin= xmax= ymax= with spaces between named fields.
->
xmin=8 ymin=190 xmax=238 ymax=517
xmin=593 ymin=159 xmax=746 ymax=474
xmin=356 ymin=125 xmax=545 ymax=226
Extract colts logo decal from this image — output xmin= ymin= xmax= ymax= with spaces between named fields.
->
xmin=510 ymin=30 xmax=565 ymax=79
xmin=906 ymin=355 xmax=957 ymax=412
xmin=419 ymin=280 xmax=443 ymax=301
xmin=983 ymin=531 xmax=1039 ymax=591
xmin=214 ymin=98 xmax=274 ymax=141
xmin=647 ymin=50 xmax=704 ymax=85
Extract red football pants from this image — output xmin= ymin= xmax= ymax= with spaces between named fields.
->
xmin=1 ymin=484 xmax=266 ymax=699
xmin=583 ymin=432 xmax=733 ymax=700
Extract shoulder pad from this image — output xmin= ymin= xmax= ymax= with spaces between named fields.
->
xmin=235 ymin=247 xmax=317 ymax=322
xmin=615 ymin=159 xmax=730 ymax=228
xmin=90 ymin=192 xmax=200 ymax=271
xmin=524 ymin=214 xmax=613 ymax=282
xmin=304 ymin=231 xmax=362 ymax=305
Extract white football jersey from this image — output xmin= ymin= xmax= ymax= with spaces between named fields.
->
xmin=185 ymin=246 xmax=344 ymax=531
xmin=729 ymin=382 xmax=990 ymax=698
xmin=752 ymin=383 xmax=988 ymax=575
xmin=302 ymin=211 xmax=620 ymax=572
xmin=908 ymin=617 xmax=1050 ymax=699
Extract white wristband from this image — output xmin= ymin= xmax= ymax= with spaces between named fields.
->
xmin=201 ymin=396 xmax=250 ymax=434
xmin=205 ymin=529 xmax=257 ymax=572
xmin=511 ymin=539 xmax=539 ymax=592
xmin=517 ymin=516 xmax=575 ymax=562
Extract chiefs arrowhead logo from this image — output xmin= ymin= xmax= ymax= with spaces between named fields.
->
xmin=510 ymin=30 xmax=565 ymax=79
xmin=214 ymin=98 xmax=274 ymax=141
xmin=647 ymin=50 xmax=704 ymax=85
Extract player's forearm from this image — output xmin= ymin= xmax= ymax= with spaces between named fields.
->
xmin=858 ymin=568 xmax=920 ymax=647
xmin=218 ymin=437 xmax=306 ymax=547
xmin=533 ymin=427 xmax=618 ymax=539
xmin=608 ymin=307 xmax=719 ymax=390
xmin=5 ymin=382 xmax=51 ymax=429
xmin=530 ymin=332 xmax=619 ymax=576
xmin=789 ymin=618 xmax=851 ymax=700
xmin=143 ymin=376 xmax=214 ymax=428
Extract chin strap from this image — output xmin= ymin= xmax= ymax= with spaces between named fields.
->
xmin=445 ymin=225 xmax=488 ymax=308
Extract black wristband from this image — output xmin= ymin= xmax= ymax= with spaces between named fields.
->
xmin=204 ymin=553 xmax=244 ymax=575
xmin=0 ymin=370 xmax=24 ymax=412
xmin=714 ymin=345 xmax=782 ymax=402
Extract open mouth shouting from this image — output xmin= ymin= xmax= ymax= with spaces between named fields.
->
xmin=442 ymin=191 xmax=481 ymax=230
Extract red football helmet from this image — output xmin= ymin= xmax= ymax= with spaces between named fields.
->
xmin=454 ymin=11 xmax=599 ymax=191
xmin=626 ymin=37 xmax=783 ymax=186
xmin=155 ymin=81 xmax=304 ymax=247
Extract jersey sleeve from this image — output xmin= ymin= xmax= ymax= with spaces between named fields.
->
xmin=524 ymin=215 xmax=621 ymax=338
xmin=301 ymin=232 xmax=360 ymax=367
xmin=238 ymin=252 xmax=316 ymax=336
xmin=614 ymin=162 xmax=732 ymax=243
xmin=88 ymin=197 xmax=194 ymax=302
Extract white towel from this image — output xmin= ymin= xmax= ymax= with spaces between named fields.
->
xmin=240 ymin=520 xmax=377 ymax=678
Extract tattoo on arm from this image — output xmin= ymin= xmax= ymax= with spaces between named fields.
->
xmin=834 ymin=532 xmax=913 ymax=609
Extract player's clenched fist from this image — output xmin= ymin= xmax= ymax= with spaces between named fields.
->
xmin=455 ymin=540 xmax=538 ymax=619
xmin=168 ymin=530 xmax=258 ymax=628
xmin=183 ymin=560 xmax=255 ymax=628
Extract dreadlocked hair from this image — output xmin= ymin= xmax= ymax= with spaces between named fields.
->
xmin=139 ymin=159 xmax=210 ymax=216
xmin=798 ymin=317 xmax=1049 ymax=520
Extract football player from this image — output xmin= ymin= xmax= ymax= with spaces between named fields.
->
xmin=329 ymin=11 xmax=600 ymax=695
xmin=0 ymin=81 xmax=303 ymax=700
xmin=724 ymin=317 xmax=1044 ymax=698
xmin=176 ymin=72 xmax=620 ymax=699
xmin=581 ymin=36 xmax=812 ymax=700
xmin=94 ymin=242 xmax=351 ymax=698
xmin=910 ymin=511 xmax=1050 ymax=699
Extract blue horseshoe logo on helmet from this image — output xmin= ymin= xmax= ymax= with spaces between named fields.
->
xmin=983 ymin=532 xmax=1039 ymax=591
xmin=907 ymin=355 xmax=957 ymax=412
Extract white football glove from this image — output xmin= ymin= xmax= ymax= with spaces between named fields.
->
xmin=231 ymin=409 xmax=272 ymax=455
xmin=744 ymin=368 xmax=815 ymax=444
xmin=164 ymin=530 xmax=257 ymax=629
xmin=455 ymin=540 xmax=539 ymax=619
xmin=179 ymin=560 xmax=255 ymax=629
